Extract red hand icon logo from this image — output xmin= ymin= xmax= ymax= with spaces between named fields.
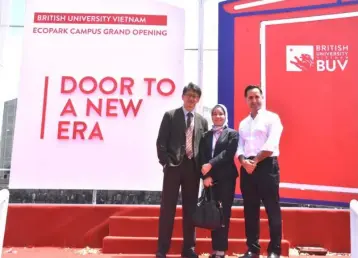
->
xmin=290 ymin=54 xmax=314 ymax=71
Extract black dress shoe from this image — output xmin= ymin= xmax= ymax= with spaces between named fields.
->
xmin=210 ymin=254 xmax=225 ymax=258
xmin=238 ymin=251 xmax=260 ymax=258
xmin=181 ymin=249 xmax=198 ymax=258
xmin=267 ymin=253 xmax=280 ymax=258
xmin=155 ymin=252 xmax=166 ymax=258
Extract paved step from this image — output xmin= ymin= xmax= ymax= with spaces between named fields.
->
xmin=102 ymin=236 xmax=290 ymax=256
xmin=109 ymin=216 xmax=273 ymax=239
xmin=107 ymin=206 xmax=269 ymax=218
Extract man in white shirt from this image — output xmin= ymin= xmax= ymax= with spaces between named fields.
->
xmin=235 ymin=85 xmax=283 ymax=258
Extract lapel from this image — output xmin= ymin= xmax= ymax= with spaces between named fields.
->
xmin=217 ymin=128 xmax=228 ymax=144
xmin=193 ymin=113 xmax=202 ymax=153
xmin=213 ymin=128 xmax=228 ymax=155
xmin=207 ymin=130 xmax=214 ymax=156
xmin=194 ymin=113 xmax=200 ymax=139
xmin=178 ymin=108 xmax=186 ymax=133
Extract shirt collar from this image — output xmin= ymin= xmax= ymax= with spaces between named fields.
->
xmin=182 ymin=106 xmax=195 ymax=117
xmin=249 ymin=108 xmax=265 ymax=118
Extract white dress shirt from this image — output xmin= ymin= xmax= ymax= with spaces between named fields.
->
xmin=211 ymin=128 xmax=223 ymax=157
xmin=236 ymin=109 xmax=283 ymax=158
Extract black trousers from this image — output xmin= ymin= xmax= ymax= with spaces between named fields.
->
xmin=240 ymin=157 xmax=282 ymax=255
xmin=211 ymin=178 xmax=236 ymax=251
xmin=157 ymin=156 xmax=200 ymax=254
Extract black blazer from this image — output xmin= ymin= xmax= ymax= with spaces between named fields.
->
xmin=199 ymin=127 xmax=239 ymax=181
xmin=156 ymin=107 xmax=209 ymax=170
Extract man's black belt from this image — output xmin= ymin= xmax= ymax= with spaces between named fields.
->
xmin=247 ymin=156 xmax=277 ymax=160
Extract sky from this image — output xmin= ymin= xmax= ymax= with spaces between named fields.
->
xmin=0 ymin=0 xmax=220 ymax=139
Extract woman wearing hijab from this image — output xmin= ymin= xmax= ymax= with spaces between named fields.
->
xmin=199 ymin=104 xmax=239 ymax=258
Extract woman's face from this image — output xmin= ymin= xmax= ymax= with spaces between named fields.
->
xmin=211 ymin=107 xmax=226 ymax=126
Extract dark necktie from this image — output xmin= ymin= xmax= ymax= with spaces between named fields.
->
xmin=186 ymin=112 xmax=193 ymax=129
xmin=186 ymin=113 xmax=193 ymax=159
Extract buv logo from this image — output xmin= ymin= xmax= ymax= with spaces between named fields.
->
xmin=286 ymin=45 xmax=349 ymax=72
xmin=286 ymin=45 xmax=315 ymax=72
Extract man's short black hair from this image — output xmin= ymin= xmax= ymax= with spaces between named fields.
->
xmin=244 ymin=85 xmax=262 ymax=97
xmin=183 ymin=82 xmax=202 ymax=98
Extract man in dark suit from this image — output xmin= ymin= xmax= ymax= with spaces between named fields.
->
xmin=156 ymin=82 xmax=209 ymax=258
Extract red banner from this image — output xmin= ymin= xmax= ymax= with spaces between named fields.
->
xmin=221 ymin=0 xmax=358 ymax=204
xmin=262 ymin=13 xmax=358 ymax=203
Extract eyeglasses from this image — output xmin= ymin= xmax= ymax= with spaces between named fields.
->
xmin=184 ymin=93 xmax=199 ymax=99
